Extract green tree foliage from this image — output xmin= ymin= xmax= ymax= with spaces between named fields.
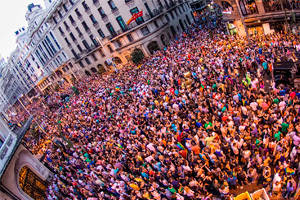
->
xmin=131 ymin=48 xmax=144 ymax=65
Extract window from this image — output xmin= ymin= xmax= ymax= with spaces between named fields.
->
xmin=69 ymin=15 xmax=75 ymax=24
xmin=107 ymin=44 xmax=113 ymax=53
xmin=239 ymin=0 xmax=258 ymax=15
xmin=174 ymin=8 xmax=178 ymax=16
xmin=93 ymin=0 xmax=99 ymax=5
xmin=130 ymin=7 xmax=144 ymax=25
xmin=157 ymin=0 xmax=163 ymax=8
xmin=71 ymin=49 xmax=78 ymax=58
xmin=106 ymin=23 xmax=116 ymax=36
xmin=85 ymin=57 xmax=91 ymax=65
xmin=69 ymin=63 xmax=73 ymax=68
xmin=58 ymin=27 xmax=64 ymax=35
xmin=53 ymin=17 xmax=57 ymax=24
xmin=116 ymin=16 xmax=127 ymax=31
xmin=82 ymin=40 xmax=89 ymax=49
xmin=64 ymin=21 xmax=69 ymax=30
xmin=63 ymin=4 xmax=68 ymax=12
xmin=82 ymin=21 xmax=90 ymax=32
xmin=108 ymin=0 xmax=117 ymax=10
xmin=50 ymin=32 xmax=61 ymax=49
xmin=76 ymin=27 xmax=82 ymax=37
xmin=127 ymin=34 xmax=134 ymax=42
xmin=178 ymin=6 xmax=182 ymax=14
xmin=42 ymin=40 xmax=53 ymax=57
xmin=169 ymin=11 xmax=174 ymax=19
xmin=99 ymin=49 xmax=105 ymax=57
xmin=19 ymin=166 xmax=47 ymax=200
xmin=77 ymin=44 xmax=83 ymax=52
xmin=165 ymin=14 xmax=170 ymax=22
xmin=154 ymin=20 xmax=159 ymax=28
xmin=115 ymin=39 xmax=122 ymax=48
xmin=90 ymin=14 xmax=98 ymax=24
xmin=75 ymin=9 xmax=82 ymax=18
xmin=69 ymin=0 xmax=74 ymax=5
xmin=97 ymin=28 xmax=105 ymax=38
xmin=58 ymin=10 xmax=63 ymax=18
xmin=90 ymin=34 xmax=98 ymax=46
xmin=46 ymin=35 xmax=58 ymax=53
xmin=70 ymin=32 xmax=76 ymax=42
xmin=91 ymin=53 xmax=97 ymax=61
xmin=98 ymin=7 xmax=106 ymax=18
xmin=62 ymin=52 xmax=66 ymax=58
xmin=82 ymin=1 xmax=90 ymax=11
xmin=79 ymin=60 xmax=84 ymax=67
xmin=141 ymin=26 xmax=150 ymax=36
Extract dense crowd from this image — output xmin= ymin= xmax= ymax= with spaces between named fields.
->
xmin=12 ymin=22 xmax=300 ymax=200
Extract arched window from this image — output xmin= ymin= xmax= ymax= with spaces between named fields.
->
xmin=113 ymin=57 xmax=122 ymax=64
xmin=91 ymin=67 xmax=97 ymax=73
xmin=147 ymin=41 xmax=160 ymax=55
xmin=19 ymin=166 xmax=47 ymax=199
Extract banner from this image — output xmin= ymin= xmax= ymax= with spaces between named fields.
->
xmin=127 ymin=10 xmax=143 ymax=25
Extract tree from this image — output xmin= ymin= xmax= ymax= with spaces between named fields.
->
xmin=131 ymin=48 xmax=144 ymax=65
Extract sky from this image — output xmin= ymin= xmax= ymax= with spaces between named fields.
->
xmin=0 ymin=0 xmax=45 ymax=60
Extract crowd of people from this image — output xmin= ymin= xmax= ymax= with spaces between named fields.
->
xmin=10 ymin=21 xmax=300 ymax=200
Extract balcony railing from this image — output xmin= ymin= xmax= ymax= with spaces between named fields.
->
xmin=75 ymin=43 xmax=100 ymax=61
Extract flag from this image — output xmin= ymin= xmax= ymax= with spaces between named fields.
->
xmin=127 ymin=10 xmax=143 ymax=25
xmin=176 ymin=142 xmax=185 ymax=150
xmin=285 ymin=167 xmax=295 ymax=175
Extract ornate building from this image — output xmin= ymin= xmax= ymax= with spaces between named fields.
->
xmin=0 ymin=116 xmax=52 ymax=200
xmin=46 ymin=0 xmax=194 ymax=75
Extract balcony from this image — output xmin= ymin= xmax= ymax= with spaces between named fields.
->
xmin=75 ymin=43 xmax=100 ymax=61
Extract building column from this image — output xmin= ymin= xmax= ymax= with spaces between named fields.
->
xmin=255 ymin=0 xmax=266 ymax=14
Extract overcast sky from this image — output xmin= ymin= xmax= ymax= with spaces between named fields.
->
xmin=0 ymin=0 xmax=44 ymax=60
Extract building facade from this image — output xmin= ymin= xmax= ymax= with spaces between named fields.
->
xmin=23 ymin=3 xmax=76 ymax=94
xmin=46 ymin=0 xmax=194 ymax=75
xmin=214 ymin=0 xmax=300 ymax=35
xmin=0 ymin=0 xmax=194 ymax=109
xmin=0 ymin=117 xmax=52 ymax=200
xmin=0 ymin=64 xmax=25 ymax=107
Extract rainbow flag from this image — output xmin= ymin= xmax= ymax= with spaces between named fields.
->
xmin=176 ymin=142 xmax=185 ymax=150
xmin=285 ymin=167 xmax=295 ymax=175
